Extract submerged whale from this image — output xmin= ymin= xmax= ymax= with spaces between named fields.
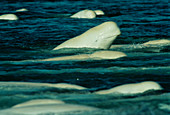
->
xmin=53 ymin=21 xmax=121 ymax=50
xmin=0 ymin=81 xmax=87 ymax=90
xmin=95 ymin=81 xmax=163 ymax=95
xmin=143 ymin=39 xmax=170 ymax=46
xmin=0 ymin=14 xmax=18 ymax=20
xmin=70 ymin=9 xmax=105 ymax=19
xmin=12 ymin=99 xmax=65 ymax=108
xmin=110 ymin=39 xmax=170 ymax=52
xmin=0 ymin=103 xmax=98 ymax=115
xmin=39 ymin=51 xmax=127 ymax=61
xmin=70 ymin=9 xmax=96 ymax=19
xmin=16 ymin=8 xmax=28 ymax=12
xmin=110 ymin=39 xmax=170 ymax=49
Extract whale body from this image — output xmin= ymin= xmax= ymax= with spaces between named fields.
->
xmin=53 ymin=21 xmax=121 ymax=50
xmin=40 ymin=51 xmax=126 ymax=61
xmin=0 ymin=103 xmax=98 ymax=115
xmin=143 ymin=39 xmax=170 ymax=46
xmin=70 ymin=9 xmax=96 ymax=19
xmin=89 ymin=51 xmax=126 ymax=59
xmin=16 ymin=8 xmax=28 ymax=12
xmin=0 ymin=14 xmax=18 ymax=20
xmin=110 ymin=39 xmax=170 ymax=49
xmin=12 ymin=99 xmax=65 ymax=108
xmin=95 ymin=81 xmax=163 ymax=95
xmin=110 ymin=39 xmax=170 ymax=52
xmin=0 ymin=81 xmax=87 ymax=90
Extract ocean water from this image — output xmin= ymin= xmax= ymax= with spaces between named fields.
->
xmin=0 ymin=0 xmax=170 ymax=114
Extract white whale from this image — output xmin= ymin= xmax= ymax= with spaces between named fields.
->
xmin=94 ymin=10 xmax=105 ymax=15
xmin=110 ymin=39 xmax=170 ymax=49
xmin=0 ymin=103 xmax=98 ymax=115
xmin=110 ymin=39 xmax=170 ymax=52
xmin=53 ymin=21 xmax=121 ymax=50
xmin=0 ymin=81 xmax=87 ymax=90
xmin=95 ymin=81 xmax=163 ymax=95
xmin=13 ymin=51 xmax=126 ymax=63
xmin=40 ymin=51 xmax=126 ymax=61
xmin=48 ymin=83 xmax=87 ymax=89
xmin=16 ymin=8 xmax=28 ymax=12
xmin=70 ymin=9 xmax=96 ymax=19
xmin=0 ymin=14 xmax=18 ymax=20
xmin=143 ymin=39 xmax=170 ymax=46
xmin=12 ymin=99 xmax=65 ymax=108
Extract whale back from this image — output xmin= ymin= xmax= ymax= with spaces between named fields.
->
xmin=94 ymin=10 xmax=105 ymax=15
xmin=0 ymin=104 xmax=98 ymax=115
xmin=143 ymin=39 xmax=170 ymax=45
xmin=70 ymin=9 xmax=96 ymax=19
xmin=90 ymin=51 xmax=126 ymax=59
xmin=12 ymin=99 xmax=65 ymax=108
xmin=111 ymin=81 xmax=163 ymax=94
xmin=16 ymin=8 xmax=28 ymax=12
xmin=95 ymin=81 xmax=163 ymax=95
xmin=0 ymin=14 xmax=18 ymax=20
xmin=53 ymin=21 xmax=121 ymax=50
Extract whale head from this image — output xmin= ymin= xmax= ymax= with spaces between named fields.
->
xmin=85 ymin=21 xmax=121 ymax=49
xmin=94 ymin=10 xmax=105 ymax=15
xmin=53 ymin=21 xmax=121 ymax=50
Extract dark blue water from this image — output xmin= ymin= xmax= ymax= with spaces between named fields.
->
xmin=0 ymin=0 xmax=169 ymax=114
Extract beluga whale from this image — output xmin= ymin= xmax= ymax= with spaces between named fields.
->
xmin=94 ymin=81 xmax=163 ymax=95
xmin=0 ymin=100 xmax=99 ymax=115
xmin=53 ymin=21 xmax=121 ymax=50
xmin=70 ymin=9 xmax=96 ymax=19
xmin=40 ymin=51 xmax=127 ymax=61
xmin=16 ymin=8 xmax=28 ymax=12
xmin=110 ymin=39 xmax=170 ymax=52
xmin=15 ymin=50 xmax=126 ymax=62
xmin=0 ymin=14 xmax=18 ymax=20
xmin=143 ymin=39 xmax=170 ymax=46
